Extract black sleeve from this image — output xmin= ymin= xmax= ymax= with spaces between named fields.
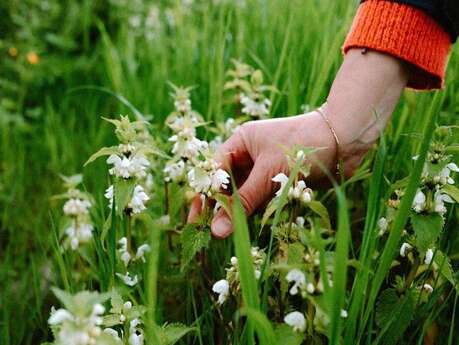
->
xmin=361 ymin=0 xmax=458 ymax=42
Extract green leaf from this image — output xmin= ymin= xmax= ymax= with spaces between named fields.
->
xmin=160 ymin=323 xmax=195 ymax=345
xmin=442 ymin=184 xmax=459 ymax=203
xmin=180 ymin=224 xmax=211 ymax=271
xmin=84 ymin=146 xmax=119 ymax=166
xmin=260 ymin=198 xmax=279 ymax=230
xmin=307 ymin=200 xmax=331 ymax=230
xmin=240 ymin=307 xmax=276 ymax=345
xmin=114 ymin=179 xmax=136 ymax=215
xmin=274 ymin=324 xmax=304 ymax=345
xmin=375 ymin=289 xmax=415 ymax=345
xmin=410 ymin=213 xmax=444 ymax=252
xmin=433 ymin=250 xmax=458 ymax=292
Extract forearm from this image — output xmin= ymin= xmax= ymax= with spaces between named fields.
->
xmin=322 ymin=49 xmax=409 ymax=174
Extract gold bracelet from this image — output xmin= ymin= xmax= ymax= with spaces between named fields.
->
xmin=315 ymin=106 xmax=342 ymax=178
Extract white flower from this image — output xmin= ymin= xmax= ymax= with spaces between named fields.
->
xmin=230 ymin=256 xmax=238 ymax=266
xmin=118 ymin=237 xmax=131 ymax=267
xmin=295 ymin=216 xmax=305 ymax=227
xmin=437 ymin=163 xmax=459 ymax=185
xmin=377 ymin=217 xmax=389 ymax=236
xmin=164 ymin=160 xmax=186 ymax=182
xmin=212 ymin=279 xmax=229 ymax=305
xmin=170 ymin=135 xmax=207 ymax=159
xmin=105 ymin=185 xmax=114 ymax=208
xmin=340 ymin=309 xmax=348 ymax=318
xmin=400 ymin=242 xmax=412 ymax=257
xmin=425 ymin=248 xmax=434 ymax=265
xmin=240 ymin=94 xmax=271 ymax=118
xmin=272 ymin=173 xmax=289 ymax=197
xmin=422 ymin=283 xmax=434 ymax=293
xmin=129 ymin=185 xmax=149 ymax=214
xmin=188 ymin=167 xmax=212 ymax=194
xmin=211 ymin=168 xmax=230 ymax=192
xmin=104 ymin=328 xmax=121 ymax=341
xmin=306 ymin=282 xmax=315 ymax=294
xmin=412 ymin=190 xmax=426 ymax=213
xmin=107 ymin=154 xmax=150 ymax=179
xmin=116 ymin=272 xmax=139 ymax=287
xmin=48 ymin=308 xmax=74 ymax=325
xmin=284 ymin=311 xmax=306 ymax=332
xmin=286 ymin=269 xmax=306 ymax=295
xmin=65 ymin=222 xmax=94 ymax=250
xmin=288 ymin=180 xmax=312 ymax=203
xmin=63 ymin=198 xmax=91 ymax=217
xmin=129 ymin=318 xmax=144 ymax=345
xmin=433 ymin=190 xmax=454 ymax=215
xmin=136 ymin=244 xmax=151 ymax=262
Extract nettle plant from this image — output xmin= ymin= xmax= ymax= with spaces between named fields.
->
xmin=46 ymin=60 xmax=458 ymax=344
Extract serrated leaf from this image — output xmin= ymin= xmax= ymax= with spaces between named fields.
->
xmin=84 ymin=146 xmax=119 ymax=166
xmin=375 ymin=289 xmax=415 ymax=345
xmin=114 ymin=179 xmax=136 ymax=215
xmin=442 ymin=184 xmax=459 ymax=203
xmin=410 ymin=213 xmax=444 ymax=252
xmin=307 ymin=200 xmax=331 ymax=230
xmin=180 ymin=225 xmax=211 ymax=270
xmin=160 ymin=323 xmax=195 ymax=345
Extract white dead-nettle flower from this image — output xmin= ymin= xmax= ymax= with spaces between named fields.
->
xmin=412 ymin=190 xmax=426 ymax=213
xmin=377 ymin=217 xmax=389 ymax=236
xmin=240 ymin=94 xmax=271 ymax=118
xmin=129 ymin=318 xmax=144 ymax=345
xmin=116 ymin=272 xmax=139 ymax=287
xmin=286 ymin=269 xmax=306 ymax=295
xmin=340 ymin=309 xmax=348 ymax=318
xmin=118 ymin=237 xmax=131 ymax=267
xmin=284 ymin=311 xmax=306 ymax=332
xmin=135 ymin=244 xmax=151 ymax=262
xmin=212 ymin=279 xmax=230 ymax=305
xmin=433 ymin=190 xmax=454 ymax=216
xmin=295 ymin=216 xmax=305 ymax=228
xmin=187 ymin=164 xmax=230 ymax=197
xmin=400 ymin=242 xmax=412 ymax=257
xmin=104 ymin=328 xmax=122 ymax=341
xmin=105 ymin=185 xmax=114 ymax=208
xmin=174 ymin=98 xmax=192 ymax=113
xmin=288 ymin=180 xmax=313 ymax=204
xmin=63 ymin=198 xmax=91 ymax=217
xmin=224 ymin=118 xmax=240 ymax=134
xmin=65 ymin=222 xmax=94 ymax=250
xmin=164 ymin=160 xmax=186 ymax=182
xmin=272 ymin=173 xmax=289 ymax=197
xmin=48 ymin=303 xmax=105 ymax=345
xmin=230 ymin=256 xmax=238 ymax=266
xmin=107 ymin=153 xmax=150 ymax=179
xmin=306 ymin=282 xmax=315 ymax=294
xmin=169 ymin=135 xmax=207 ymax=160
xmin=436 ymin=163 xmax=459 ymax=185
xmin=422 ymin=283 xmax=434 ymax=294
xmin=128 ymin=185 xmax=150 ymax=214
xmin=425 ymin=248 xmax=434 ymax=265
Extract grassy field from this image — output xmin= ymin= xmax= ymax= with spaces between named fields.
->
xmin=1 ymin=0 xmax=458 ymax=344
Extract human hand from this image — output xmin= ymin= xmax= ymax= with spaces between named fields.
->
xmin=188 ymin=49 xmax=408 ymax=238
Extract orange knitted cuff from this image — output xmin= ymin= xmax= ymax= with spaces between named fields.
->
xmin=343 ymin=0 xmax=451 ymax=90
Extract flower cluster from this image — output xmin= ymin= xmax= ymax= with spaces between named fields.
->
xmin=57 ymin=175 xmax=94 ymax=250
xmin=272 ymin=173 xmax=313 ymax=204
xmin=224 ymin=60 xmax=275 ymax=119
xmin=212 ymin=247 xmax=266 ymax=305
xmin=164 ymin=85 xmax=230 ymax=199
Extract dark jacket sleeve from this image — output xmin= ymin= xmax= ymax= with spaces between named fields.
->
xmin=362 ymin=0 xmax=458 ymax=41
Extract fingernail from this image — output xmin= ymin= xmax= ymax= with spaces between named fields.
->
xmin=212 ymin=214 xmax=232 ymax=238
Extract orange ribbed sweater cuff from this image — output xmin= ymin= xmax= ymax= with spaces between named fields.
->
xmin=343 ymin=0 xmax=451 ymax=90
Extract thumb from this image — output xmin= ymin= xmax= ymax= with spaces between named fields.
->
xmin=211 ymin=155 xmax=275 ymax=238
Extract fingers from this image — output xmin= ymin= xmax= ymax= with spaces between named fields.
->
xmin=211 ymin=156 xmax=275 ymax=238
xmin=187 ymin=195 xmax=203 ymax=224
